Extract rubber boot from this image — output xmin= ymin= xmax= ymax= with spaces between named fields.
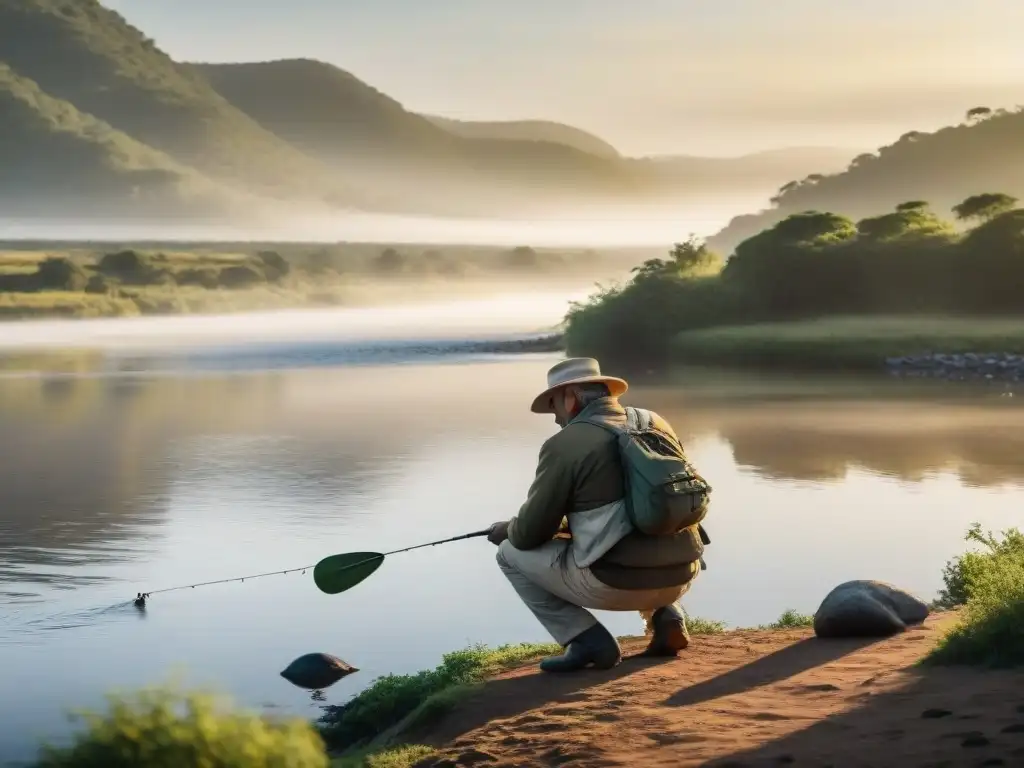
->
xmin=539 ymin=622 xmax=622 ymax=673
xmin=637 ymin=603 xmax=690 ymax=657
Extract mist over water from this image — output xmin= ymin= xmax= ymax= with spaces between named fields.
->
xmin=0 ymin=289 xmax=587 ymax=374
xmin=0 ymin=196 xmax=763 ymax=248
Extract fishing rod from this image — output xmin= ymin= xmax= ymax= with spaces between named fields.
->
xmin=133 ymin=528 xmax=491 ymax=607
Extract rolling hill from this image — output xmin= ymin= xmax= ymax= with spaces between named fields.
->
xmin=0 ymin=1 xmax=869 ymax=223
xmin=190 ymin=59 xmax=639 ymax=207
xmin=0 ymin=63 xmax=235 ymax=218
xmin=191 ymin=58 xmax=856 ymax=213
xmin=707 ymin=108 xmax=1024 ymax=256
xmin=424 ymin=114 xmax=622 ymax=159
xmin=0 ymin=0 xmax=353 ymax=205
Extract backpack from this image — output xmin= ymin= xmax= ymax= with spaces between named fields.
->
xmin=579 ymin=406 xmax=712 ymax=547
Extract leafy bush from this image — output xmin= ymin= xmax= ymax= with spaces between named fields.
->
xmin=764 ymin=609 xmax=814 ymax=629
xmin=32 ymin=685 xmax=328 ymax=768
xmin=217 ymin=264 xmax=265 ymax=288
xmin=35 ymin=257 xmax=89 ymax=291
xmin=927 ymin=524 xmax=1024 ymax=667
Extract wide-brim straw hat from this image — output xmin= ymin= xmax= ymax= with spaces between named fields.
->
xmin=530 ymin=357 xmax=628 ymax=414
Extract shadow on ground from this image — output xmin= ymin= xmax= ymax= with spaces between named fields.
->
xmin=701 ymin=661 xmax=1024 ymax=768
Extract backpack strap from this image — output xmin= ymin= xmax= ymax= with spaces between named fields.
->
xmin=624 ymin=406 xmax=652 ymax=432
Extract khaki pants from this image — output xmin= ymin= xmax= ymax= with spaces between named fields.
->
xmin=497 ymin=539 xmax=695 ymax=646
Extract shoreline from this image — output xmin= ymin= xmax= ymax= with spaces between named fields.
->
xmin=16 ymin=518 xmax=1024 ymax=767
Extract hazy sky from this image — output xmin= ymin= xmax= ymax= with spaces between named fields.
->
xmin=103 ymin=0 xmax=1024 ymax=156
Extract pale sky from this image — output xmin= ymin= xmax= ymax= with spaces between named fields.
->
xmin=103 ymin=0 xmax=1024 ymax=156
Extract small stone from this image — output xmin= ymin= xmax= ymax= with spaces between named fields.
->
xmin=922 ymin=708 xmax=954 ymax=719
xmin=1001 ymin=723 xmax=1024 ymax=733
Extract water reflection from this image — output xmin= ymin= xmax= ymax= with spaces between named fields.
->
xmin=1 ymin=357 xmax=1022 ymax=765
xmin=3 ymin=365 xmax=1022 ymax=602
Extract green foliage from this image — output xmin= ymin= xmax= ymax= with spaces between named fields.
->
xmin=683 ymin=613 xmax=728 ymax=635
xmin=566 ymin=194 xmax=1024 ymax=363
xmin=935 ymin=523 xmax=1024 ymax=609
xmin=709 ymin=104 xmax=1024 ymax=257
xmin=35 ymin=257 xmax=88 ymax=291
xmin=318 ymin=643 xmax=558 ymax=751
xmin=332 ymin=745 xmax=435 ymax=768
xmin=928 ymin=525 xmax=1024 ymax=667
xmin=31 ymin=684 xmax=328 ymax=768
xmin=763 ymin=609 xmax=815 ymax=629
xmin=953 ymin=193 xmax=1019 ymax=223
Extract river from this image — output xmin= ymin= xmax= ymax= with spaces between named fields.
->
xmin=0 ymin=294 xmax=1022 ymax=765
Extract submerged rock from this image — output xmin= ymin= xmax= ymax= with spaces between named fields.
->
xmin=813 ymin=580 xmax=929 ymax=639
xmin=280 ymin=653 xmax=358 ymax=690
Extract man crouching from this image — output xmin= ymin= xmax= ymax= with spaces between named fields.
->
xmin=488 ymin=357 xmax=708 ymax=673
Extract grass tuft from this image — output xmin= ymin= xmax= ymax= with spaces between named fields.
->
xmin=332 ymin=744 xmax=436 ymax=768
xmin=318 ymin=643 xmax=558 ymax=752
xmin=761 ymin=609 xmax=815 ymax=630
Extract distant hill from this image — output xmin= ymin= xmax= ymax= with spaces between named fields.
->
xmin=0 ymin=3 xmax=873 ymax=224
xmin=627 ymin=147 xmax=857 ymax=194
xmin=424 ymin=115 xmax=621 ymax=159
xmin=0 ymin=63 xmax=234 ymax=218
xmin=707 ymin=109 xmax=1024 ymax=256
xmin=0 ymin=0 xmax=350 ymax=205
xmin=192 ymin=58 xmax=857 ymax=213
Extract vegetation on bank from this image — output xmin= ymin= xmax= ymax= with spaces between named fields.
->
xmin=31 ymin=685 xmax=329 ymax=768
xmin=928 ymin=524 xmax=1024 ymax=668
xmin=707 ymin=105 xmax=1024 ymax=257
xmin=670 ymin=316 xmax=1024 ymax=370
xmin=316 ymin=643 xmax=559 ymax=753
xmin=0 ymin=243 xmax=641 ymax=319
xmin=565 ymin=194 xmax=1024 ymax=367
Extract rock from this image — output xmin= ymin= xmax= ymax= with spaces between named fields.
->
xmin=280 ymin=653 xmax=358 ymax=690
xmin=813 ymin=580 xmax=930 ymax=639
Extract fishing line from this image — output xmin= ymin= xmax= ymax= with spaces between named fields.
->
xmin=133 ymin=528 xmax=490 ymax=607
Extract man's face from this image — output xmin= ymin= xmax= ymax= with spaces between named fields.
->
xmin=551 ymin=387 xmax=575 ymax=429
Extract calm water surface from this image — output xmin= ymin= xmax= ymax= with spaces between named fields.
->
xmin=1 ymin=308 xmax=1023 ymax=764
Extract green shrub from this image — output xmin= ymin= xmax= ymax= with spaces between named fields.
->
xmin=684 ymin=612 xmax=728 ymax=635
xmin=763 ymin=609 xmax=814 ymax=629
xmin=35 ymin=258 xmax=89 ymax=291
xmin=927 ymin=524 xmax=1024 ymax=667
xmin=217 ymin=264 xmax=265 ymax=288
xmin=33 ymin=685 xmax=328 ymax=768
xmin=333 ymin=745 xmax=435 ymax=768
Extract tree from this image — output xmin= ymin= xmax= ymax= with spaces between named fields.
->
xmin=373 ymin=247 xmax=405 ymax=273
xmin=895 ymin=200 xmax=930 ymax=213
xmin=952 ymin=193 xmax=1019 ymax=224
xmin=857 ymin=204 xmax=953 ymax=242
xmin=630 ymin=236 xmax=720 ymax=282
xmin=966 ymin=106 xmax=992 ymax=122
xmin=255 ymin=250 xmax=290 ymax=281
xmin=35 ymin=257 xmax=88 ymax=291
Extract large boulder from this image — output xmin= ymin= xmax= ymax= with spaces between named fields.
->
xmin=280 ymin=653 xmax=358 ymax=690
xmin=813 ymin=580 xmax=930 ymax=638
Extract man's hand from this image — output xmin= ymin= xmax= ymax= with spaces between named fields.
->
xmin=487 ymin=520 xmax=510 ymax=545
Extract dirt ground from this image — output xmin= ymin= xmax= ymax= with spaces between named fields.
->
xmin=413 ymin=614 xmax=1024 ymax=767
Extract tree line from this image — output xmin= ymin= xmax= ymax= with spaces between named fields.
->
xmin=565 ymin=192 xmax=1024 ymax=362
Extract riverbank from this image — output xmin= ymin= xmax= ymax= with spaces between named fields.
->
xmin=666 ymin=316 xmax=1024 ymax=379
xmin=19 ymin=521 xmax=1024 ymax=767
xmin=382 ymin=613 xmax=1024 ymax=768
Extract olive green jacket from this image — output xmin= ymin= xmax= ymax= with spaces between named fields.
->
xmin=506 ymin=396 xmax=704 ymax=590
